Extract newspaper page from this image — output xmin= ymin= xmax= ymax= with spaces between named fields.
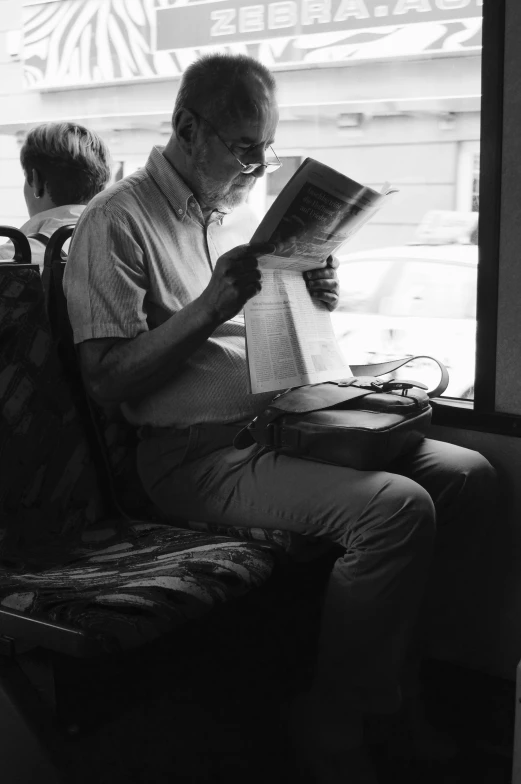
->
xmin=244 ymin=269 xmax=351 ymax=394
xmin=252 ymin=157 xmax=396 ymax=271
xmin=245 ymin=157 xmax=397 ymax=394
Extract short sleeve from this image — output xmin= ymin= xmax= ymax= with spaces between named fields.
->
xmin=63 ymin=205 xmax=148 ymax=344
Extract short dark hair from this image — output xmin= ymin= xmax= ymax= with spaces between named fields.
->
xmin=20 ymin=122 xmax=111 ymax=206
xmin=173 ymin=53 xmax=276 ymax=127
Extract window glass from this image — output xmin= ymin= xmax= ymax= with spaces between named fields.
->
xmin=380 ymin=261 xmax=477 ymax=320
xmin=0 ymin=0 xmax=483 ymax=399
xmin=336 ymin=260 xmax=394 ymax=312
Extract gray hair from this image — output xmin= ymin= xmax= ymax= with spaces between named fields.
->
xmin=173 ymin=53 xmax=276 ymax=127
xmin=20 ymin=122 xmax=111 ymax=206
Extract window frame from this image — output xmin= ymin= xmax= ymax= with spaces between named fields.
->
xmin=431 ymin=0 xmax=513 ymax=433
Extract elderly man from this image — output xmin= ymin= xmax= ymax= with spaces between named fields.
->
xmin=64 ymin=53 xmax=496 ymax=783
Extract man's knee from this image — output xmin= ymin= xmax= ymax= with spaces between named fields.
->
xmin=345 ymin=475 xmax=436 ymax=556
xmin=460 ymin=450 xmax=497 ymax=496
xmin=431 ymin=442 xmax=497 ymax=502
xmin=439 ymin=447 xmax=498 ymax=529
xmin=380 ymin=475 xmax=436 ymax=549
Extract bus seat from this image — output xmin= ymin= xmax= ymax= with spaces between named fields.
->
xmin=0 ymin=225 xmax=33 ymax=265
xmin=0 ymin=225 xmax=276 ymax=780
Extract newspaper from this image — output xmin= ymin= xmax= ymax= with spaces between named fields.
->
xmin=244 ymin=157 xmax=397 ymax=394
xmin=251 ymin=157 xmax=397 ymax=271
xmin=245 ymin=269 xmax=350 ymax=394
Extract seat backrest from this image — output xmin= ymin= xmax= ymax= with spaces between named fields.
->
xmin=42 ymin=226 xmax=77 ymax=371
xmin=0 ymin=227 xmax=107 ymax=563
xmin=0 ymin=225 xmax=32 ymax=264
xmin=43 ymin=232 xmax=163 ymax=522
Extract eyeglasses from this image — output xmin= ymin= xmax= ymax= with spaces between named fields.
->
xmin=187 ymin=107 xmax=282 ymax=174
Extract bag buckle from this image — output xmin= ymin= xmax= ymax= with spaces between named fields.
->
xmin=265 ymin=422 xmax=276 ymax=447
xmin=371 ymin=379 xmax=428 ymax=396
xmin=248 ymin=419 xmax=277 ymax=447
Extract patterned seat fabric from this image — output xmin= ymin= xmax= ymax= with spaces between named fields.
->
xmin=0 ymin=265 xmax=274 ymax=651
xmin=186 ymin=520 xmax=332 ymax=562
xmin=0 ymin=266 xmax=106 ymax=557
xmin=0 ymin=521 xmax=273 ymax=653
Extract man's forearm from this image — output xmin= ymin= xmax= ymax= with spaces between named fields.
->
xmin=86 ymin=296 xmax=221 ymax=403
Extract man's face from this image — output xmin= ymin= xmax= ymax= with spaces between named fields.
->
xmin=191 ymin=91 xmax=279 ymax=214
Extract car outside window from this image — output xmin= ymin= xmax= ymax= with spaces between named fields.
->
xmin=379 ymin=261 xmax=477 ymax=320
xmin=336 ymin=260 xmax=394 ymax=313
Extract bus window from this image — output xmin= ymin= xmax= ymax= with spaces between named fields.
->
xmin=0 ymin=0 xmax=483 ymax=402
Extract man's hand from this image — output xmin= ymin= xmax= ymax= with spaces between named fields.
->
xmin=199 ymin=242 xmax=274 ymax=324
xmin=305 ymin=254 xmax=340 ymax=311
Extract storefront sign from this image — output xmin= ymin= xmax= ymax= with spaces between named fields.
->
xmin=156 ymin=0 xmax=483 ymax=51
xmin=22 ymin=0 xmax=482 ymax=90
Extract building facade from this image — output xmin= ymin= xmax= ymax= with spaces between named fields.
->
xmin=0 ymin=0 xmax=482 ymax=250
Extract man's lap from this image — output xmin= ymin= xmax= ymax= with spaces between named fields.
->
xmin=137 ymin=431 xmax=494 ymax=544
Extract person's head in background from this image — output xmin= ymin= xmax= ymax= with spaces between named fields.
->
xmin=20 ymin=122 xmax=111 ymax=218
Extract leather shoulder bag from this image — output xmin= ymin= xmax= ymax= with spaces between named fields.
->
xmin=234 ymin=356 xmax=449 ymax=471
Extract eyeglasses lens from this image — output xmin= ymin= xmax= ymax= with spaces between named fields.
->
xmin=242 ymin=148 xmax=282 ymax=173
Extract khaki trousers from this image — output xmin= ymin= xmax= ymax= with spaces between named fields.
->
xmin=137 ymin=425 xmax=496 ymax=732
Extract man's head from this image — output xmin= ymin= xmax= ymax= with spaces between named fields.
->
xmin=168 ymin=54 xmax=279 ymax=215
xmin=20 ymin=122 xmax=111 ymax=217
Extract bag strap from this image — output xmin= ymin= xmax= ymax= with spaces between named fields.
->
xmin=349 ymin=355 xmax=449 ymax=399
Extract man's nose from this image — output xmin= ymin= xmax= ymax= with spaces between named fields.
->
xmin=252 ymin=164 xmax=267 ymax=179
xmin=253 ymin=148 xmax=269 ymax=178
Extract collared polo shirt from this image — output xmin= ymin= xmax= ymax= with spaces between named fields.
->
xmin=63 ymin=146 xmax=275 ymax=428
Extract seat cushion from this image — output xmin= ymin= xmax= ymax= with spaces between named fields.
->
xmin=0 ymin=522 xmax=274 ymax=653
xmin=185 ymin=520 xmax=332 ymax=562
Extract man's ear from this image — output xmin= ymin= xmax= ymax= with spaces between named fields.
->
xmin=173 ymin=108 xmax=198 ymax=155
xmin=31 ymin=168 xmax=45 ymax=198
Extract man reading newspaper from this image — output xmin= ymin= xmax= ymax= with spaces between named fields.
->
xmin=64 ymin=53 xmax=497 ymax=784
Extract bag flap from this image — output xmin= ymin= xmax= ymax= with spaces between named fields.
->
xmin=233 ymin=381 xmax=371 ymax=449
xmin=271 ymin=380 xmax=372 ymax=415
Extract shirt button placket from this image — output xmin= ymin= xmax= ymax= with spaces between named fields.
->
xmin=206 ymin=224 xmax=219 ymax=272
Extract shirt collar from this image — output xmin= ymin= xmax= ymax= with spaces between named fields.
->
xmin=19 ymin=204 xmax=85 ymax=235
xmin=145 ymin=146 xmax=196 ymax=219
xmin=145 ymin=146 xmax=225 ymax=225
